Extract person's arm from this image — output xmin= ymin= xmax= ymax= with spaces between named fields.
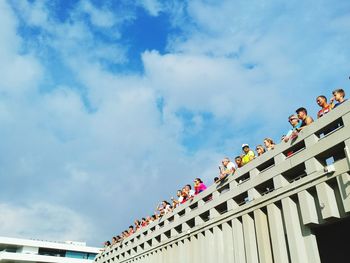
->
xmin=305 ymin=116 xmax=314 ymax=125
xmin=248 ymin=151 xmax=255 ymax=161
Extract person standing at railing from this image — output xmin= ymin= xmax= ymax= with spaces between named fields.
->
xmin=235 ymin=156 xmax=244 ymax=168
xmin=282 ymin=114 xmax=302 ymax=142
xmin=296 ymin=107 xmax=314 ymax=131
xmin=241 ymin=144 xmax=255 ymax=165
xmin=218 ymin=157 xmax=236 ymax=182
xmin=330 ymin=88 xmax=347 ymax=108
xmin=255 ymin=145 xmax=266 ymax=156
xmin=171 ymin=190 xmax=183 ymax=208
xmin=264 ymin=138 xmax=276 ymax=151
xmin=316 ymin=95 xmax=332 ymax=118
xmin=194 ymin=178 xmax=207 ymax=195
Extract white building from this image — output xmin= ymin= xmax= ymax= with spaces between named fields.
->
xmin=0 ymin=236 xmax=101 ymax=263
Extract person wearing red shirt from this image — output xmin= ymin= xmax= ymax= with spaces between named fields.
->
xmin=316 ymin=95 xmax=331 ymax=118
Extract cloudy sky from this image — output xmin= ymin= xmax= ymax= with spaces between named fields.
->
xmin=0 ymin=0 xmax=349 ymax=247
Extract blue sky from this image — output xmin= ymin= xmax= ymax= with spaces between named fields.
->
xmin=0 ymin=0 xmax=349 ymax=246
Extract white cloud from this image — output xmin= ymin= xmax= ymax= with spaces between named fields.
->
xmin=1 ymin=0 xmax=349 ymax=247
xmin=80 ymin=0 xmax=118 ymax=28
xmin=0 ymin=202 xmax=95 ymax=242
xmin=137 ymin=0 xmax=163 ymax=16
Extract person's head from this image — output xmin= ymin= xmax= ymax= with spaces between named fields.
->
xmin=296 ymin=107 xmax=307 ymax=119
xmin=112 ymin=236 xmax=117 ymax=243
xmin=221 ymin=157 xmax=230 ymax=167
xmin=134 ymin=219 xmax=140 ymax=226
xmin=288 ymin=114 xmax=299 ymax=127
xmin=316 ymin=95 xmax=327 ymax=107
xmin=255 ymin=145 xmax=265 ymax=156
xmin=194 ymin=178 xmax=203 ymax=186
xmin=181 ymin=187 xmax=188 ymax=197
xmin=128 ymin=225 xmax=134 ymax=231
xmin=176 ymin=190 xmax=182 ymax=197
xmin=185 ymin=184 xmax=192 ymax=191
xmin=214 ymin=177 xmax=219 ymax=183
xmin=235 ymin=156 xmax=243 ymax=167
xmin=242 ymin=144 xmax=250 ymax=154
xmin=332 ymin=88 xmax=345 ymax=101
xmin=264 ymin=138 xmax=274 ymax=148
xmin=104 ymin=241 xmax=111 ymax=247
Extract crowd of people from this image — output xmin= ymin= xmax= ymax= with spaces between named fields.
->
xmin=103 ymin=88 xmax=347 ymax=249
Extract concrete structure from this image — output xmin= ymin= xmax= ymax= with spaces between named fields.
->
xmin=0 ymin=236 xmax=100 ymax=263
xmin=96 ymin=101 xmax=350 ymax=263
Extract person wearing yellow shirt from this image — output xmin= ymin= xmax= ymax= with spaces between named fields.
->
xmin=241 ymin=144 xmax=255 ymax=165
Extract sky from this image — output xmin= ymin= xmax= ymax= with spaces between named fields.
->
xmin=0 ymin=0 xmax=349 ymax=247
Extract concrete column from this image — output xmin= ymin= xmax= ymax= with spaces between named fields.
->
xmin=227 ymin=198 xmax=238 ymax=211
xmin=298 ymin=190 xmax=319 ymax=225
xmin=213 ymin=226 xmax=224 ymax=263
xmin=152 ymin=236 xmax=159 ymax=246
xmin=274 ymin=153 xmax=285 ymax=164
xmin=183 ymin=237 xmax=191 ymax=263
xmin=189 ymin=235 xmax=200 ymax=263
xmin=304 ymin=133 xmax=319 ymax=147
xmin=282 ymin=197 xmax=309 ymax=263
xmin=195 ymin=215 xmax=204 ymax=226
xmin=304 ymin=135 xmax=323 ymax=174
xmin=222 ymin=221 xmax=235 ymax=262
xmin=254 ymin=209 xmax=273 ymax=263
xmin=267 ymin=203 xmax=289 ymax=263
xmin=161 ymin=233 xmax=168 ymax=243
xmin=337 ymin=172 xmax=350 ymax=212
xmin=345 ymin=138 xmax=350 ymax=168
xmin=209 ymin=207 xmax=220 ymax=219
xmin=177 ymin=241 xmax=186 ymax=263
xmin=198 ymin=232 xmax=206 ymax=263
xmin=316 ymin=181 xmax=340 ymax=219
xmin=299 ymin=223 xmax=321 ymax=263
xmin=250 ymin=168 xmax=260 ymax=177
xmin=161 ymin=247 xmax=169 ymax=263
xmin=212 ymin=190 xmax=220 ymax=199
xmin=182 ymin=222 xmax=190 ymax=233
xmin=273 ymin=174 xmax=289 ymax=189
xmin=171 ymin=243 xmax=179 ymax=263
xmin=342 ymin=111 xmax=350 ymax=127
xmin=232 ymin=218 xmax=246 ymax=263
xmin=198 ymin=199 xmax=205 ymax=207
xmin=248 ymin=188 xmax=261 ymax=201
xmin=154 ymin=250 xmax=161 ymax=263
xmin=204 ymin=229 xmax=216 ymax=263
xmin=230 ymin=180 xmax=237 ymax=188
xmin=242 ymin=214 xmax=259 ymax=263
xmin=305 ymin=157 xmax=324 ymax=174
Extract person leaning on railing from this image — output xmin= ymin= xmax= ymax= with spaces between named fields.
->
xmin=241 ymin=144 xmax=255 ymax=165
xmin=255 ymin=145 xmax=266 ymax=156
xmin=217 ymin=157 xmax=236 ymax=182
xmin=194 ymin=178 xmax=207 ymax=195
xmin=263 ymin=138 xmax=275 ymax=151
xmin=296 ymin=107 xmax=314 ymax=131
xmin=282 ymin=114 xmax=302 ymax=143
xmin=330 ymin=88 xmax=347 ymax=109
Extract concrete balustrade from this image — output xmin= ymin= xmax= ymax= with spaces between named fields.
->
xmin=96 ymin=101 xmax=350 ymax=263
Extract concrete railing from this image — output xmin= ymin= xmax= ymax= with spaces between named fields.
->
xmin=96 ymin=101 xmax=350 ymax=263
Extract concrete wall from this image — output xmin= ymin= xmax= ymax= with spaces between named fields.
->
xmin=96 ymin=101 xmax=350 ymax=263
